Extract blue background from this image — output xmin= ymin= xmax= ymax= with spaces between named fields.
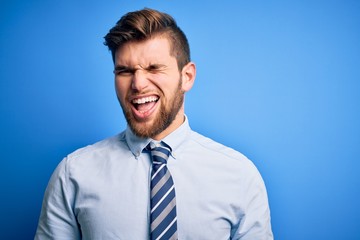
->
xmin=1 ymin=0 xmax=359 ymax=239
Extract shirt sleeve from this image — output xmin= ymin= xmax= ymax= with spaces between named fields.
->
xmin=34 ymin=158 xmax=81 ymax=240
xmin=232 ymin=166 xmax=274 ymax=240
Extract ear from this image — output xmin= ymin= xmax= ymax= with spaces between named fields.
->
xmin=181 ymin=62 xmax=196 ymax=92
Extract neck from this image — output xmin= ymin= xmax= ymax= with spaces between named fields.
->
xmin=152 ymin=111 xmax=185 ymax=140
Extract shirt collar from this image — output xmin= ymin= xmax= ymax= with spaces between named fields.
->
xmin=125 ymin=115 xmax=191 ymax=159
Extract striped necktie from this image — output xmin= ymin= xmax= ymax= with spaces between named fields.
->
xmin=148 ymin=143 xmax=178 ymax=240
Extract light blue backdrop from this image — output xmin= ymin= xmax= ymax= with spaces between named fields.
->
xmin=1 ymin=0 xmax=359 ymax=239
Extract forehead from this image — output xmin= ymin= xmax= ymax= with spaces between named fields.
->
xmin=114 ymin=37 xmax=174 ymax=66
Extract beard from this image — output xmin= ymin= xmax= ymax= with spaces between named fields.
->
xmin=120 ymin=77 xmax=184 ymax=139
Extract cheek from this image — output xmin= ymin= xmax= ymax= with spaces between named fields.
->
xmin=162 ymin=76 xmax=182 ymax=93
xmin=115 ymin=79 xmax=129 ymax=99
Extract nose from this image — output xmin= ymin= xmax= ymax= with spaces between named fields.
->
xmin=131 ymin=69 xmax=148 ymax=92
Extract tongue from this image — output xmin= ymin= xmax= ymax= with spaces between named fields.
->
xmin=137 ymin=101 xmax=156 ymax=112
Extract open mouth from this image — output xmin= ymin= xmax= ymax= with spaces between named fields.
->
xmin=131 ymin=95 xmax=159 ymax=115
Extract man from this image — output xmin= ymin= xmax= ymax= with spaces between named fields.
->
xmin=35 ymin=8 xmax=273 ymax=239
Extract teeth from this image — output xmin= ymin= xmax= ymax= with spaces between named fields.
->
xmin=132 ymin=96 xmax=158 ymax=104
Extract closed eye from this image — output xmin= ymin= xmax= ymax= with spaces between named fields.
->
xmin=113 ymin=64 xmax=167 ymax=76
xmin=113 ymin=66 xmax=134 ymax=76
xmin=146 ymin=64 xmax=166 ymax=73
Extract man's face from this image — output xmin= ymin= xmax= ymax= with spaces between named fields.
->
xmin=114 ymin=36 xmax=189 ymax=139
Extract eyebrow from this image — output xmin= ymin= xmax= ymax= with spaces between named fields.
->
xmin=114 ymin=65 xmax=133 ymax=72
xmin=114 ymin=63 xmax=167 ymax=72
xmin=145 ymin=63 xmax=167 ymax=70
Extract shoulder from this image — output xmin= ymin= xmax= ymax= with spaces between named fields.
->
xmin=53 ymin=131 xmax=133 ymax=181
xmin=189 ymin=130 xmax=249 ymax=162
xmin=64 ymin=131 xmax=129 ymax=165
xmin=185 ymin=129 xmax=264 ymax=184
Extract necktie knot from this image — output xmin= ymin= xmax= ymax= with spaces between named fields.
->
xmin=148 ymin=143 xmax=171 ymax=165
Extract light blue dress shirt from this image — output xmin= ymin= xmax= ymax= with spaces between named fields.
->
xmin=35 ymin=118 xmax=273 ymax=239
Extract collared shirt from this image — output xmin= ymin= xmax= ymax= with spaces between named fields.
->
xmin=35 ymin=118 xmax=273 ymax=239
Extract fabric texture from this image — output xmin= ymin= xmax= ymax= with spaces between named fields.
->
xmin=35 ymin=117 xmax=273 ymax=239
